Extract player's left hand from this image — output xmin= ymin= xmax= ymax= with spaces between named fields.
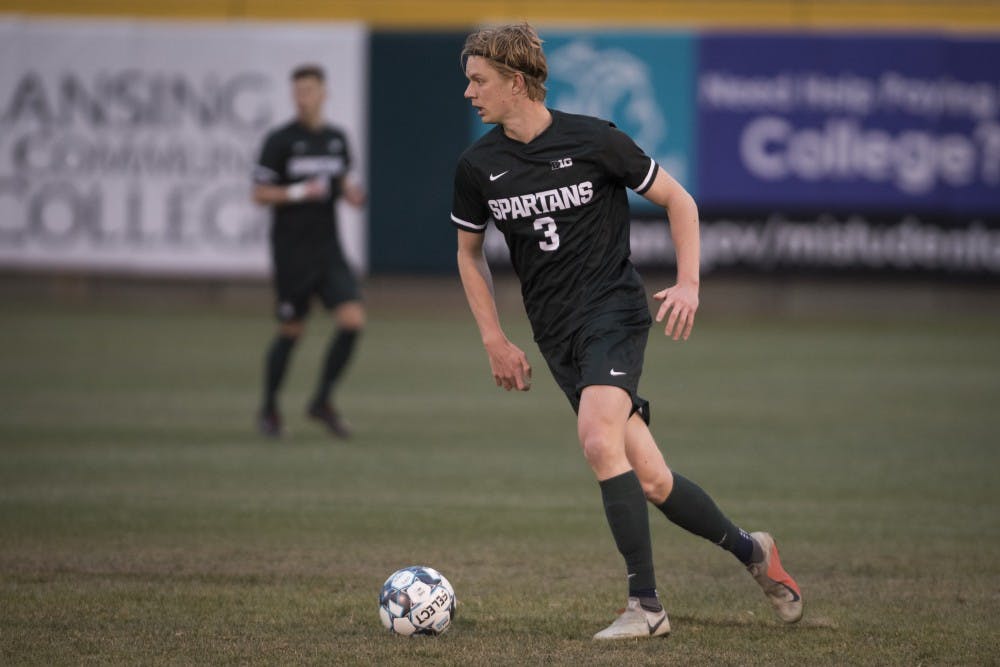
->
xmin=484 ymin=337 xmax=532 ymax=392
xmin=653 ymin=282 xmax=699 ymax=340
xmin=343 ymin=181 xmax=367 ymax=207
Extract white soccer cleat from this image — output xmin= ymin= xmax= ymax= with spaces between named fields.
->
xmin=593 ymin=597 xmax=670 ymax=640
xmin=747 ymin=531 xmax=803 ymax=623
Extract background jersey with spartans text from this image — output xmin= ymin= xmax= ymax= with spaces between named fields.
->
xmin=254 ymin=121 xmax=352 ymax=264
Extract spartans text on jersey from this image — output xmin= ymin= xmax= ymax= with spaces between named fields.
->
xmin=488 ymin=181 xmax=593 ymax=221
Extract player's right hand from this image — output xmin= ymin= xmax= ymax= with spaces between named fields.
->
xmin=654 ymin=281 xmax=699 ymax=341
xmin=288 ymin=176 xmax=329 ymax=202
xmin=484 ymin=338 xmax=532 ymax=391
xmin=304 ymin=176 xmax=329 ymax=199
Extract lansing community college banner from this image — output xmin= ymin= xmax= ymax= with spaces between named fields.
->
xmin=0 ymin=18 xmax=367 ymax=277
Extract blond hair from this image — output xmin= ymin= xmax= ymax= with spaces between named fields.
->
xmin=462 ymin=22 xmax=548 ymax=102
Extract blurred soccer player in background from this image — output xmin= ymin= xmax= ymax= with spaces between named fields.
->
xmin=451 ymin=23 xmax=802 ymax=639
xmin=252 ymin=64 xmax=366 ymax=439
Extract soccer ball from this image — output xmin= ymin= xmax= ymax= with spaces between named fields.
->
xmin=378 ymin=565 xmax=456 ymax=636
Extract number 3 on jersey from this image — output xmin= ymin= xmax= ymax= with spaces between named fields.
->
xmin=533 ymin=216 xmax=560 ymax=252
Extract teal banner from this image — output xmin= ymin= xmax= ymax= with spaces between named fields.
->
xmin=470 ymin=30 xmax=698 ymax=210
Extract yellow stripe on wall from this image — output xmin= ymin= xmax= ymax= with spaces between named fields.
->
xmin=5 ymin=0 xmax=1000 ymax=31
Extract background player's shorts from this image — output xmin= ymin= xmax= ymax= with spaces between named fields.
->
xmin=538 ymin=310 xmax=652 ymax=424
xmin=272 ymin=256 xmax=361 ymax=322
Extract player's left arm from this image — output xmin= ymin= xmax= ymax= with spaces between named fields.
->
xmin=640 ymin=168 xmax=700 ymax=341
xmin=456 ymin=229 xmax=532 ymax=392
xmin=338 ymin=132 xmax=366 ymax=208
xmin=341 ymin=177 xmax=367 ymax=207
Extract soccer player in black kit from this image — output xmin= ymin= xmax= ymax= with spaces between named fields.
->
xmin=253 ymin=65 xmax=365 ymax=439
xmin=452 ymin=24 xmax=802 ymax=640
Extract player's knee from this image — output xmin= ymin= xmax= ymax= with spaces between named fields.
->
xmin=640 ymin=468 xmax=674 ymax=504
xmin=279 ymin=321 xmax=304 ymax=339
xmin=339 ymin=316 xmax=365 ymax=332
xmin=334 ymin=302 xmax=365 ymax=330
xmin=579 ymin=432 xmax=621 ymax=473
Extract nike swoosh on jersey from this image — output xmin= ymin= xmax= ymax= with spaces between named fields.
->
xmin=489 ymin=171 xmax=509 ymax=181
xmin=610 ymin=369 xmax=627 ymax=376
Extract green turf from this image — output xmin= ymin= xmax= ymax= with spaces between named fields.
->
xmin=1 ymin=286 xmax=999 ymax=665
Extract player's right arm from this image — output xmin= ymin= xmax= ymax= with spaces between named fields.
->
xmin=642 ymin=168 xmax=700 ymax=341
xmin=251 ymin=129 xmax=326 ymax=206
xmin=252 ymin=180 xmax=327 ymax=206
xmin=603 ymin=124 xmax=699 ymax=341
xmin=456 ymin=230 xmax=531 ymax=392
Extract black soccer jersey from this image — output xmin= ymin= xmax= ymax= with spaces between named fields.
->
xmin=254 ymin=121 xmax=352 ymax=258
xmin=451 ymin=109 xmax=659 ymax=346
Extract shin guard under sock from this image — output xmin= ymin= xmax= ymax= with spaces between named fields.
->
xmin=656 ymin=472 xmax=757 ymax=566
xmin=600 ymin=470 xmax=657 ymax=595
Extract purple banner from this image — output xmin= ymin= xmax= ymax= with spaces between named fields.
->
xmin=696 ymin=34 xmax=1000 ymax=216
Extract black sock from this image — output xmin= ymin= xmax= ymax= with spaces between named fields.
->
xmin=262 ymin=335 xmax=297 ymax=413
xmin=599 ymin=470 xmax=657 ymax=597
xmin=656 ymin=473 xmax=757 ymax=566
xmin=312 ymin=329 xmax=360 ymax=407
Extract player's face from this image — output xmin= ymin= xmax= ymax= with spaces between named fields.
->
xmin=464 ymin=56 xmax=516 ymax=125
xmin=293 ymin=76 xmax=326 ymax=124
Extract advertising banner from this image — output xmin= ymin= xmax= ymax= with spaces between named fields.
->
xmin=542 ymin=30 xmax=697 ymax=199
xmin=696 ymin=33 xmax=1000 ymax=216
xmin=0 ymin=18 xmax=367 ymax=277
xmin=629 ymin=213 xmax=1000 ymax=274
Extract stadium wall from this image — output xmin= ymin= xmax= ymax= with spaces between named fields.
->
xmin=3 ymin=5 xmax=999 ymax=278
xmin=367 ymin=32 xmax=469 ymax=273
xmin=8 ymin=0 xmax=1000 ymax=30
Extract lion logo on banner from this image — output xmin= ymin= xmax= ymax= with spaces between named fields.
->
xmin=548 ymin=41 xmax=667 ymax=157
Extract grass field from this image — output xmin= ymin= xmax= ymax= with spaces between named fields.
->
xmin=1 ymin=277 xmax=999 ymax=665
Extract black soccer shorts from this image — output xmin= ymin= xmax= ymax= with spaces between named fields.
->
xmin=272 ymin=256 xmax=361 ymax=322
xmin=538 ymin=310 xmax=652 ymax=424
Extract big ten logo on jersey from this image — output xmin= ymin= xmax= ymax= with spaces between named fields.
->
xmin=551 ymin=157 xmax=573 ymax=170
